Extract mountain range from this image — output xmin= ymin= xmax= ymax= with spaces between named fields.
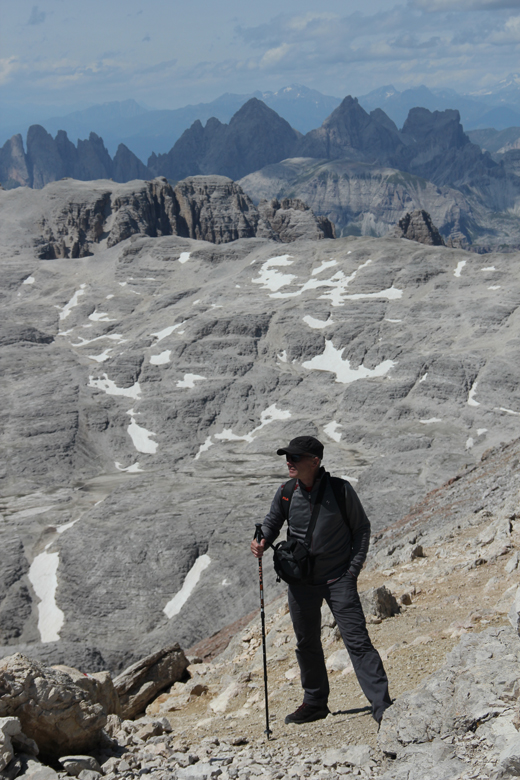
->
xmin=3 ymin=93 xmax=520 ymax=252
xmin=3 ymin=76 xmax=520 ymax=163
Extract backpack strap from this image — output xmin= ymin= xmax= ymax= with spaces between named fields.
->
xmin=281 ymin=478 xmax=297 ymax=521
xmin=329 ymin=476 xmax=351 ymax=533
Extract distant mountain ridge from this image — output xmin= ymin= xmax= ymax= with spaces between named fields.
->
xmin=3 ymin=94 xmax=520 ymax=252
xmin=0 ymin=126 xmax=150 ymax=189
xmin=1 ymin=86 xmax=341 ymax=161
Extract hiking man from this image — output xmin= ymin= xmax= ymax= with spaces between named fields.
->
xmin=251 ymin=435 xmax=391 ymax=725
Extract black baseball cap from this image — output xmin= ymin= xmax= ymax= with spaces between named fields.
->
xmin=277 ymin=436 xmax=324 ymax=459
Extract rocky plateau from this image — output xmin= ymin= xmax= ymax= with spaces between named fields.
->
xmin=2 ymin=174 xmax=520 ymax=677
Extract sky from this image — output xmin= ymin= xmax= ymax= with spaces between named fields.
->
xmin=2 ymin=0 xmax=520 ymax=116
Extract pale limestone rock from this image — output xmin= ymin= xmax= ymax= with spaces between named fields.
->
xmin=508 ymin=586 xmax=520 ymax=635
xmin=0 ymin=654 xmax=106 ymax=757
xmin=52 ymin=666 xmax=120 ymax=716
xmin=57 ymin=756 xmax=101 ymax=777
xmin=325 ymin=649 xmax=352 ymax=673
xmin=208 ymin=682 xmax=243 ymax=714
xmin=113 ymin=645 xmax=189 ymax=719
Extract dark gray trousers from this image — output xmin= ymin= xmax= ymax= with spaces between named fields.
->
xmin=288 ymin=572 xmax=392 ymax=722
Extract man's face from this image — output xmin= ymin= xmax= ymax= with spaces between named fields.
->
xmin=286 ymin=453 xmax=320 ymax=485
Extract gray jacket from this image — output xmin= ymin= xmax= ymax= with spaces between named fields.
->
xmin=261 ymin=467 xmax=371 ymax=584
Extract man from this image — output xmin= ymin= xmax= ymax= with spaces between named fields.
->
xmin=251 ymin=435 xmax=391 ymax=725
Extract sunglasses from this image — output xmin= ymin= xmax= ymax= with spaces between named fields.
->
xmin=286 ymin=453 xmax=312 ymax=463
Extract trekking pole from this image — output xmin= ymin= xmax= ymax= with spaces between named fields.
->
xmin=254 ymin=523 xmax=272 ymax=739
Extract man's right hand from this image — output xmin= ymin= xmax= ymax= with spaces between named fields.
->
xmin=251 ymin=538 xmax=266 ymax=558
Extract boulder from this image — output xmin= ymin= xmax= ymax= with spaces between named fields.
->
xmin=113 ymin=644 xmax=189 ymax=719
xmin=52 ymin=666 xmax=121 ymax=716
xmin=57 ymin=756 xmax=101 ymax=777
xmin=0 ymin=654 xmax=106 ymax=757
xmin=360 ymin=587 xmax=400 ymax=620
xmin=391 ymin=210 xmax=445 ymax=246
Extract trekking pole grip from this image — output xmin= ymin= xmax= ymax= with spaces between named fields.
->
xmin=254 ymin=523 xmax=264 ymax=543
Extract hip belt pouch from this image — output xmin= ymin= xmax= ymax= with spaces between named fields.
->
xmin=273 ymin=537 xmax=314 ymax=585
xmin=272 ymin=476 xmax=326 ymax=585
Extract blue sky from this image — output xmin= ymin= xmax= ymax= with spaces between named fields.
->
xmin=2 ymin=0 xmax=520 ymax=113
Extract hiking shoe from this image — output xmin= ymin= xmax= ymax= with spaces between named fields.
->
xmin=284 ymin=703 xmax=330 ymax=724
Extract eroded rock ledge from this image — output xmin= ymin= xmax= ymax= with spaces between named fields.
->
xmin=34 ymin=176 xmax=335 ymax=259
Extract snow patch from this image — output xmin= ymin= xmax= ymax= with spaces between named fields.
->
xmin=277 ymin=350 xmax=288 ymax=363
xmin=498 ymin=407 xmax=520 ymax=416
xmin=178 ymin=252 xmax=191 ymax=264
xmin=252 ymin=255 xmax=296 ymax=292
xmin=151 ymin=322 xmax=186 ymax=342
xmin=454 ymin=261 xmax=466 ymax=278
xmin=88 ymin=374 xmax=141 ymax=399
xmin=419 ymin=373 xmax=428 ymax=383
xmin=72 ymin=333 xmax=124 ymax=346
xmin=466 ymin=437 xmax=474 ymax=449
xmin=177 ymin=373 xmax=206 ymax=388
xmin=477 ymin=428 xmax=488 ymax=436
xmin=150 ymin=350 xmax=171 ymax=365
xmin=56 ymin=518 xmax=80 ymax=534
xmin=127 ymin=409 xmax=158 ymax=454
xmin=271 ymin=258 xmax=374 ymax=304
xmin=215 ymin=405 xmax=291 ymax=443
xmin=28 ymin=552 xmax=64 ymax=643
xmin=385 ymin=318 xmax=402 ymax=323
xmin=324 ymin=421 xmax=342 ymax=442
xmin=341 ymin=475 xmax=358 ymax=483
xmin=482 ymin=266 xmax=496 ymax=271
xmin=302 ymin=341 xmax=396 ymax=384
xmin=419 ymin=418 xmax=442 ymax=424
xmin=115 ymin=462 xmax=144 ymax=473
xmin=312 ymin=259 xmax=338 ymax=276
xmin=163 ymin=554 xmax=211 ymax=619
xmin=23 ymin=275 xmax=35 ymax=285
xmin=303 ymin=315 xmax=334 ymax=329
xmin=195 ymin=436 xmax=214 ymax=460
xmin=57 ymin=284 xmax=86 ymax=320
xmin=106 ymin=294 xmax=114 ymax=299
xmin=488 ymin=285 xmax=501 ymax=290
xmin=89 ymin=310 xmax=116 ymax=322
xmin=88 ymin=349 xmax=112 ymax=363
xmin=468 ymin=381 xmax=480 ymax=407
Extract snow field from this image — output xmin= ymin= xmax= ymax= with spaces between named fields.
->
xmin=163 ymin=554 xmax=211 ymax=619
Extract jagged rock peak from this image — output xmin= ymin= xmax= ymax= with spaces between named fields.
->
xmin=402 ymin=107 xmax=468 ymax=150
xmin=0 ymin=126 xmax=152 ymax=190
xmin=391 ymin=209 xmax=446 ymax=246
xmin=148 ymin=99 xmax=299 ymax=182
xmin=295 ymin=95 xmax=402 ymax=162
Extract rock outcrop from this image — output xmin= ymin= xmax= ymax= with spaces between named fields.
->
xmin=257 ymin=197 xmax=335 ymax=242
xmin=148 ymin=99 xmax=300 ymax=182
xmin=30 ymin=176 xmax=335 ymax=258
xmin=390 ymin=209 xmax=446 ymax=246
xmin=0 ymin=654 xmax=107 ymax=757
xmin=113 ymin=645 xmax=189 ymax=719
